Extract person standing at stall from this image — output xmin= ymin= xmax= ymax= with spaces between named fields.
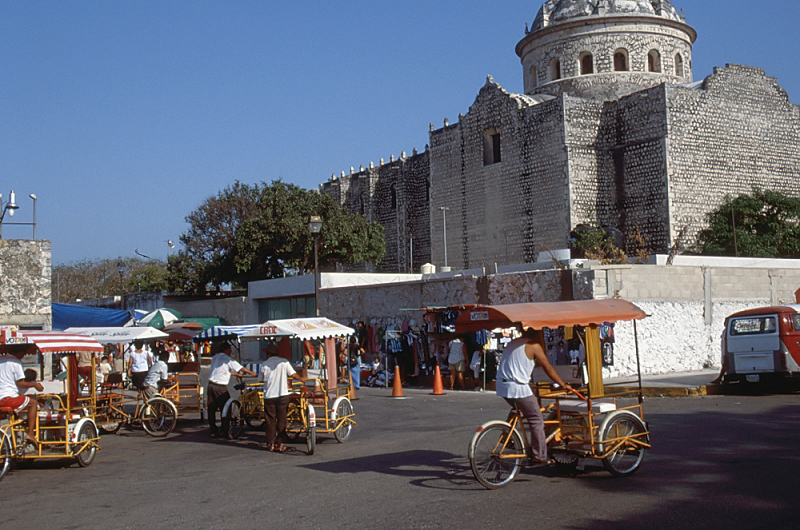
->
xmin=348 ymin=335 xmax=363 ymax=389
xmin=495 ymin=327 xmax=576 ymax=464
xmin=447 ymin=334 xmax=468 ymax=390
xmin=259 ymin=342 xmax=308 ymax=452
xmin=206 ymin=342 xmax=256 ymax=438
xmin=128 ymin=340 xmax=152 ymax=391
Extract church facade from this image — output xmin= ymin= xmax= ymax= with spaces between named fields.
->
xmin=320 ymin=0 xmax=800 ymax=272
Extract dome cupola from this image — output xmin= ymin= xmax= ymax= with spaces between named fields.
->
xmin=518 ymin=0 xmax=696 ymax=100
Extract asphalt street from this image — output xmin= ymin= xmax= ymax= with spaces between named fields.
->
xmin=3 ymin=387 xmax=800 ymax=530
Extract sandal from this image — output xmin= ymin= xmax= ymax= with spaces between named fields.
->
xmin=272 ymin=444 xmax=288 ymax=453
xmin=24 ymin=435 xmax=39 ymax=449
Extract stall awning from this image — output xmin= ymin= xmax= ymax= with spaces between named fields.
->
xmin=2 ymin=329 xmax=104 ymax=353
xmin=241 ymin=318 xmax=354 ymax=341
xmin=453 ymin=299 xmax=647 ymax=332
xmin=193 ymin=325 xmax=260 ymax=341
xmin=65 ymin=327 xmax=169 ymax=344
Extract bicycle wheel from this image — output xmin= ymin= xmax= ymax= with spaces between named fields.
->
xmin=600 ymin=411 xmax=647 ymax=477
xmin=468 ymin=421 xmax=524 ymax=489
xmin=333 ymin=398 xmax=353 ymax=443
xmin=73 ymin=421 xmax=98 ymax=467
xmin=306 ymin=426 xmax=316 ymax=455
xmin=226 ymin=400 xmax=245 ymax=440
xmin=286 ymin=400 xmax=303 ymax=441
xmin=141 ymin=397 xmax=178 ymax=437
xmin=243 ymin=393 xmax=265 ymax=429
xmin=0 ymin=432 xmax=11 ymax=481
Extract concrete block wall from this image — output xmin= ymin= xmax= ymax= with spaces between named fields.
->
xmin=0 ymin=239 xmax=52 ymax=329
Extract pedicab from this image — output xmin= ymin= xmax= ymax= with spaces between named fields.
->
xmin=222 ymin=318 xmax=356 ymax=454
xmin=65 ymin=326 xmax=181 ymax=436
xmin=456 ymin=299 xmax=651 ymax=488
xmin=1 ymin=328 xmax=104 ymax=480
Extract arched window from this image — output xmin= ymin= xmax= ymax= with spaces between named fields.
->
xmin=580 ymin=52 xmax=594 ymax=75
xmin=614 ymin=49 xmax=628 ymax=72
xmin=675 ymin=54 xmax=684 ymax=77
xmin=648 ymin=50 xmax=661 ymax=73
xmin=548 ymin=58 xmax=561 ymax=81
xmin=529 ymin=65 xmax=538 ymax=88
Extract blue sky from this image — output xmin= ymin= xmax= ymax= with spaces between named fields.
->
xmin=2 ymin=1 xmax=798 ymax=265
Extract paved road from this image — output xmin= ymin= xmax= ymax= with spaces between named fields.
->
xmin=4 ymin=387 xmax=800 ymax=530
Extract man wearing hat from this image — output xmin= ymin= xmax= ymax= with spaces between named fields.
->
xmin=207 ymin=342 xmax=256 ymax=438
xmin=259 ymin=341 xmax=307 ymax=452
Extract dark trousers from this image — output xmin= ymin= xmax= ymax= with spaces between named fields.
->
xmin=207 ymin=383 xmax=230 ymax=435
xmin=264 ymin=395 xmax=290 ymax=446
xmin=503 ymin=395 xmax=547 ymax=462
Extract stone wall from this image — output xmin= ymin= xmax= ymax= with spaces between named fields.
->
xmin=319 ymin=149 xmax=430 ymax=273
xmin=0 ymin=239 xmax=52 ymax=329
xmin=665 ymin=64 xmax=800 ymax=250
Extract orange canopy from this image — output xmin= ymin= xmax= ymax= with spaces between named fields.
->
xmin=453 ymin=299 xmax=647 ymax=332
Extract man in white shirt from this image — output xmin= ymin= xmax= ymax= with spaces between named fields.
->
xmin=206 ymin=342 xmax=255 ymax=438
xmin=142 ymin=351 xmax=174 ymax=401
xmin=495 ymin=328 xmax=578 ymax=465
xmin=0 ymin=352 xmax=44 ymax=448
xmin=259 ymin=342 xmax=307 ymax=452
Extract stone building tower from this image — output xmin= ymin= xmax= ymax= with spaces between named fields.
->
xmin=517 ymin=0 xmax=696 ymax=100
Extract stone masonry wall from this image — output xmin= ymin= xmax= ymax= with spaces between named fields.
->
xmin=665 ymin=64 xmax=800 ymax=250
xmin=0 ymin=239 xmax=52 ymax=329
xmin=429 ymin=79 xmax=569 ymax=270
xmin=319 ymin=150 xmax=430 ymax=273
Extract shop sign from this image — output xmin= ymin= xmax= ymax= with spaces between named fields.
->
xmin=470 ymin=311 xmax=489 ymax=322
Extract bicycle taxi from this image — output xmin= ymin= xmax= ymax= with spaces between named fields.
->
xmin=457 ymin=299 xmax=651 ymax=488
xmin=221 ymin=318 xmax=357 ymax=454
xmin=65 ymin=326 xmax=184 ymax=437
xmin=1 ymin=328 xmax=104 ymax=480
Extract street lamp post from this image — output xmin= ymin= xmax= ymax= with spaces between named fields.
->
xmin=307 ymin=216 xmax=323 ymax=317
xmin=0 ymin=190 xmax=20 ymax=239
xmin=439 ymin=206 xmax=449 ymax=269
xmin=116 ymin=261 xmax=127 ymax=305
xmin=29 ymin=194 xmax=36 ymax=239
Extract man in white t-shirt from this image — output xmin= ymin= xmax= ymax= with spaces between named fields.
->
xmin=495 ymin=328 xmax=579 ymax=465
xmin=206 ymin=342 xmax=256 ymax=438
xmin=142 ymin=351 xmax=174 ymax=401
xmin=258 ymin=342 xmax=307 ymax=452
xmin=0 ymin=352 xmax=44 ymax=448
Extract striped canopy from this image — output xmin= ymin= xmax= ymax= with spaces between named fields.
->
xmin=193 ymin=325 xmax=260 ymax=341
xmin=1 ymin=328 xmax=104 ymax=354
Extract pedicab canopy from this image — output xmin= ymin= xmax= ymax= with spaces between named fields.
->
xmin=452 ymin=299 xmax=647 ymax=333
xmin=1 ymin=327 xmax=104 ymax=354
xmin=240 ymin=318 xmax=354 ymax=341
xmin=193 ymin=325 xmax=260 ymax=342
xmin=64 ymin=326 xmax=169 ymax=344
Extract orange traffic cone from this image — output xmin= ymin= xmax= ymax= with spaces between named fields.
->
xmin=391 ymin=365 xmax=404 ymax=398
xmin=431 ymin=365 xmax=445 ymax=395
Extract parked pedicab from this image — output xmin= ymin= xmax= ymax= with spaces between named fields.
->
xmin=221 ymin=318 xmax=356 ymax=454
xmin=1 ymin=328 xmax=104 ymax=481
xmin=66 ymin=327 xmax=182 ymax=436
xmin=456 ymin=299 xmax=651 ymax=488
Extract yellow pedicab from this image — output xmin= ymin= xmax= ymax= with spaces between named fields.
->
xmin=1 ymin=328 xmax=103 ymax=481
xmin=234 ymin=318 xmax=357 ymax=454
xmin=456 ymin=299 xmax=651 ymax=488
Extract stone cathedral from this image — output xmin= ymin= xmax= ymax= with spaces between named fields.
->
xmin=319 ymin=0 xmax=800 ymax=272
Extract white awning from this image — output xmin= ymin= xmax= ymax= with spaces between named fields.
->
xmin=193 ymin=325 xmax=260 ymax=341
xmin=65 ymin=327 xmax=169 ymax=344
xmin=2 ymin=329 xmax=104 ymax=354
xmin=241 ymin=318 xmax=354 ymax=341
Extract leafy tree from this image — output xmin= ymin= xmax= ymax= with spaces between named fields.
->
xmin=696 ymin=188 xmax=800 ymax=258
xmin=168 ymin=180 xmax=385 ymax=292
xmin=52 ymin=257 xmax=168 ymax=303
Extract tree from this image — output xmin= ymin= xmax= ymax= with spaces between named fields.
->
xmin=167 ymin=180 xmax=386 ymax=292
xmin=695 ymin=188 xmax=800 ymax=258
xmin=52 ymin=257 xmax=168 ymax=303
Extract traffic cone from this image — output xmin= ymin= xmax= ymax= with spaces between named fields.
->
xmin=431 ymin=365 xmax=446 ymax=395
xmin=391 ymin=365 xmax=404 ymax=398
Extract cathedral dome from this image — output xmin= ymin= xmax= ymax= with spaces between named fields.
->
xmin=533 ymin=0 xmax=681 ymax=31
